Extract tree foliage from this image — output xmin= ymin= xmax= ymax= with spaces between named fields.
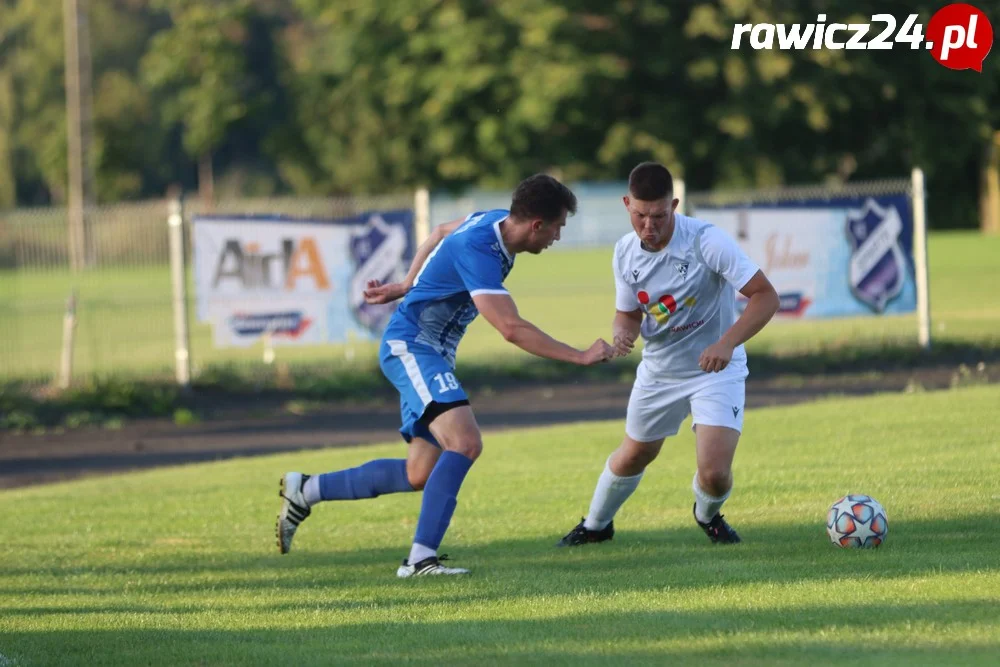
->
xmin=1 ymin=0 xmax=997 ymax=227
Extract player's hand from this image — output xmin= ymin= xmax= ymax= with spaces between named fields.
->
xmin=612 ymin=333 xmax=636 ymax=358
xmin=699 ymin=341 xmax=734 ymax=373
xmin=579 ymin=338 xmax=615 ymax=365
xmin=363 ymin=279 xmax=408 ymax=305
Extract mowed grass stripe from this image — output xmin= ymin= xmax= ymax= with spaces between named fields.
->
xmin=0 ymin=385 xmax=998 ymax=664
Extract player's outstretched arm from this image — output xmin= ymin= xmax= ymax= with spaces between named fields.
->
xmin=724 ymin=270 xmax=780 ymax=346
xmin=363 ymin=218 xmax=466 ymax=305
xmin=699 ymin=270 xmax=780 ymax=372
xmin=611 ymin=308 xmax=642 ymax=357
xmin=473 ymin=293 xmax=613 ymax=365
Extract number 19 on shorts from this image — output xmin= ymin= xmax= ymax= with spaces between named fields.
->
xmin=433 ymin=372 xmax=460 ymax=393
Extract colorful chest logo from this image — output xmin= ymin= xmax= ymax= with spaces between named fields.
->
xmin=637 ymin=291 xmax=697 ymax=324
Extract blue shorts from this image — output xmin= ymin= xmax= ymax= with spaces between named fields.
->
xmin=379 ymin=338 xmax=469 ymax=446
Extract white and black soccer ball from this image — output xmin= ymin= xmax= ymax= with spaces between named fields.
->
xmin=826 ymin=494 xmax=888 ymax=548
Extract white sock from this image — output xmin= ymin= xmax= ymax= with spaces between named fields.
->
xmin=302 ymin=475 xmax=322 ymax=507
xmin=408 ymin=542 xmax=436 ymax=565
xmin=583 ymin=458 xmax=644 ymax=530
xmin=693 ymin=471 xmax=730 ymax=524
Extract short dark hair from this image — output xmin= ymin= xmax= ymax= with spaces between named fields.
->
xmin=510 ymin=174 xmax=577 ymax=222
xmin=628 ymin=162 xmax=673 ymax=201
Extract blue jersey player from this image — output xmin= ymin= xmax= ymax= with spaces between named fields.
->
xmin=276 ymin=175 xmax=614 ymax=576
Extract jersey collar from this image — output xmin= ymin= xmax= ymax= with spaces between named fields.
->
xmin=493 ymin=218 xmax=514 ymax=262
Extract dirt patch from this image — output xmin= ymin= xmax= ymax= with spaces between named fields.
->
xmin=0 ymin=363 xmax=994 ymax=490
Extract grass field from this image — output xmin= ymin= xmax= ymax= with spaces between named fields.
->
xmin=2 ymin=231 xmax=999 ymax=384
xmin=1 ymin=385 xmax=998 ymax=665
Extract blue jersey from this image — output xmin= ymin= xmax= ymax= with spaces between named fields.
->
xmin=383 ymin=209 xmax=514 ymax=367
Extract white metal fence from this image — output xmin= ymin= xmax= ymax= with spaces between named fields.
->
xmin=1 ymin=171 xmax=929 ymax=387
xmin=0 ymin=193 xmax=412 ymax=385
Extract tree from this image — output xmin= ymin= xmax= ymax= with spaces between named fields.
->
xmin=89 ymin=0 xmax=169 ymax=201
xmin=0 ymin=0 xmax=995 ymax=229
xmin=2 ymin=0 xmax=69 ymax=204
xmin=0 ymin=59 xmax=15 ymax=209
xmin=142 ymin=0 xmax=255 ymax=204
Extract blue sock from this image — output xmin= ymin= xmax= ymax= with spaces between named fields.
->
xmin=318 ymin=459 xmax=413 ymax=501
xmin=413 ymin=451 xmax=474 ymax=551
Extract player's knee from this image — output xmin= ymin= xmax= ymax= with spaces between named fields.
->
xmin=407 ymin=466 xmax=430 ymax=491
xmin=621 ymin=450 xmax=655 ymax=470
xmin=448 ymin=436 xmax=483 ymax=461
xmin=436 ymin=427 xmax=482 ymax=460
xmin=700 ymin=468 xmax=732 ymax=495
xmin=614 ymin=445 xmax=658 ymax=475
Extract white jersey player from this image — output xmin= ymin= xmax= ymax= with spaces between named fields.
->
xmin=558 ymin=162 xmax=780 ymax=546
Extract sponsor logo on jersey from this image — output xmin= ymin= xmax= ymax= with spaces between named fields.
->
xmin=637 ymin=290 xmax=697 ymax=324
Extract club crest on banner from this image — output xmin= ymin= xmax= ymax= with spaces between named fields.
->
xmin=692 ymin=192 xmax=916 ymax=321
xmin=846 ymin=198 xmax=907 ymax=313
xmin=349 ymin=214 xmax=410 ymax=334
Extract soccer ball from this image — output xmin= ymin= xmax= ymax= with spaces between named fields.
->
xmin=826 ymin=494 xmax=888 ymax=548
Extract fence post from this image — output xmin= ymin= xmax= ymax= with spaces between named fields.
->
xmin=56 ymin=289 xmax=78 ymax=389
xmin=168 ymin=197 xmax=192 ymax=387
xmin=675 ymin=178 xmax=686 ymax=215
xmin=912 ymin=167 xmax=931 ymax=351
xmin=984 ymin=130 xmax=1000 ymax=234
xmin=414 ymin=187 xmax=431 ymax=245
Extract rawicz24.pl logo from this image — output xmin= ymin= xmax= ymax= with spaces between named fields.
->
xmin=731 ymin=3 xmax=993 ymax=72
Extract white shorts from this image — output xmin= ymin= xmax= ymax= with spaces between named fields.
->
xmin=625 ymin=361 xmax=749 ymax=442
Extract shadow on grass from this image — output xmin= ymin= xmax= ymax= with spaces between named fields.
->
xmin=4 ymin=513 xmax=999 ymax=664
xmin=4 ymin=513 xmax=998 ymax=600
xmin=2 ymin=601 xmax=998 ymax=666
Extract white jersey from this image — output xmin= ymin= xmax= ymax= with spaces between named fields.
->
xmin=613 ymin=214 xmax=760 ymax=380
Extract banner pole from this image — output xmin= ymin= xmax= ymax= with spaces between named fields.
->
xmin=912 ymin=167 xmax=932 ymax=351
xmin=414 ymin=187 xmax=431 ymax=245
xmin=169 ymin=197 xmax=193 ymax=387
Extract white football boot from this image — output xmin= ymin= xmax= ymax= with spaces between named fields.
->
xmin=396 ymin=555 xmax=470 ymax=578
xmin=276 ymin=472 xmax=311 ymax=554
